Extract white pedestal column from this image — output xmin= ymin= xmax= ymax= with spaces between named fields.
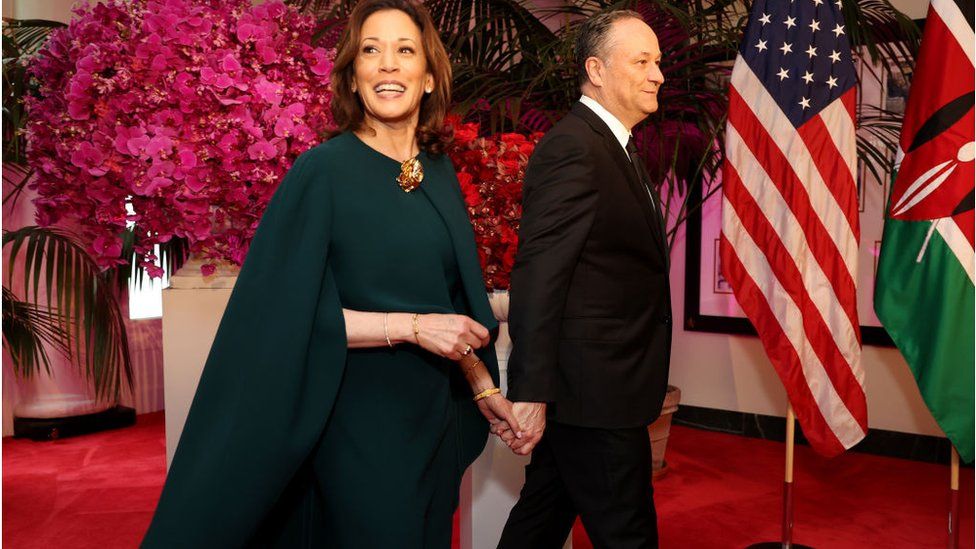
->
xmin=160 ymin=260 xmax=238 ymax=467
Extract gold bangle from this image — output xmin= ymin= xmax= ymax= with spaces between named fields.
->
xmin=473 ymin=387 xmax=501 ymax=401
xmin=383 ymin=313 xmax=393 ymax=348
xmin=412 ymin=313 xmax=421 ymax=343
xmin=464 ymin=359 xmax=484 ymax=375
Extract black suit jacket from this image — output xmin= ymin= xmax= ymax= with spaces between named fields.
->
xmin=507 ymin=101 xmax=672 ymax=428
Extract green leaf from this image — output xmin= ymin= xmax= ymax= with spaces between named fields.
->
xmin=2 ymin=226 xmax=132 ymax=401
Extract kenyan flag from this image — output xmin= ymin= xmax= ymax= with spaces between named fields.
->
xmin=875 ymin=0 xmax=974 ymax=462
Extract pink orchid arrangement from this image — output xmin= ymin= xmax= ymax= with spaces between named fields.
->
xmin=25 ymin=0 xmax=335 ymax=273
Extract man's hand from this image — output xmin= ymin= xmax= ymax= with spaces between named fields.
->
xmin=508 ymin=402 xmax=546 ymax=455
xmin=476 ymin=394 xmax=522 ymax=442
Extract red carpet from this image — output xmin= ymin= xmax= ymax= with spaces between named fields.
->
xmin=4 ymin=412 xmax=973 ymax=548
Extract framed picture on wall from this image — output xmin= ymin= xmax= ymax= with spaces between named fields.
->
xmin=682 ymin=49 xmax=910 ymax=348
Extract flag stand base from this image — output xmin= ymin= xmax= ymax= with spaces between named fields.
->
xmin=745 ymin=526 xmax=816 ymax=547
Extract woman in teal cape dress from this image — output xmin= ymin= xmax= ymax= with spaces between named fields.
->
xmin=142 ymin=2 xmax=519 ymax=546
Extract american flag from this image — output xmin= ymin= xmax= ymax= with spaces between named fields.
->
xmin=720 ymin=0 xmax=868 ymax=456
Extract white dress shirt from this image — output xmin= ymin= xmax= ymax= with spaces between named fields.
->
xmin=578 ymin=95 xmax=656 ymax=208
xmin=579 ymin=94 xmax=631 ymax=154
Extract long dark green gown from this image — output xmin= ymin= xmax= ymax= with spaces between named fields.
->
xmin=142 ymin=132 xmax=499 ymax=548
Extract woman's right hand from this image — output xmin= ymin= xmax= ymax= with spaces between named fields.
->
xmin=413 ymin=313 xmax=490 ymax=359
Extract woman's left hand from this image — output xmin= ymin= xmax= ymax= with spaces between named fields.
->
xmin=476 ymin=393 xmax=521 ymax=443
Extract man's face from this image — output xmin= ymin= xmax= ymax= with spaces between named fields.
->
xmin=598 ymin=18 xmax=664 ymax=128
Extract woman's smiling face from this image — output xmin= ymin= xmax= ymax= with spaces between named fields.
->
xmin=353 ymin=9 xmax=433 ymax=128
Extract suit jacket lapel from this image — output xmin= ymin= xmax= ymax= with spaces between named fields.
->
xmin=570 ymin=102 xmax=668 ymax=261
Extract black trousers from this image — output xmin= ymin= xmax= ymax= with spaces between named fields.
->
xmin=497 ymin=422 xmax=658 ymax=549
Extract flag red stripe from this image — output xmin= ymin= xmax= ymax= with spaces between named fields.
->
xmin=796 ymin=92 xmax=861 ymax=240
xmin=723 ymin=162 xmax=869 ymax=428
xmin=727 ymin=86 xmax=860 ymax=336
xmin=720 ymin=233 xmax=848 ymax=457
xmin=842 ymin=88 xmax=856 ymax=122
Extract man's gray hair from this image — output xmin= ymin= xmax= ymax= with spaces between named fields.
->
xmin=575 ymin=9 xmax=643 ymax=87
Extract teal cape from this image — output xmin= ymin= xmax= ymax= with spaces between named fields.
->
xmin=142 ymin=135 xmax=498 ymax=547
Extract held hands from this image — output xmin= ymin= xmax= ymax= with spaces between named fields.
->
xmin=394 ymin=312 xmax=543 ymax=455
xmin=491 ymin=402 xmax=546 ymax=455
xmin=476 ymin=393 xmax=523 ymax=442
xmin=407 ymin=314 xmax=543 ymax=455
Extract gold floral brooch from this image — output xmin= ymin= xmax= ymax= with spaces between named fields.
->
xmin=397 ymin=157 xmax=424 ymax=192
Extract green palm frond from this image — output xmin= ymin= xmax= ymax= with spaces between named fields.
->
xmin=286 ymin=0 xmax=350 ymax=20
xmin=844 ymin=0 xmax=920 ymax=83
xmin=857 ymin=105 xmax=905 ymax=185
xmin=2 ymin=286 xmax=70 ymax=379
xmin=3 ymin=226 xmax=133 ymax=401
xmin=2 ymin=162 xmax=32 ymax=211
xmin=3 ymin=18 xmax=65 ymax=209
xmin=3 ymin=19 xmax=64 ymax=163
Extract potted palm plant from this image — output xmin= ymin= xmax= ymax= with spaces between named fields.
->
xmin=2 ymin=18 xmax=187 ymax=439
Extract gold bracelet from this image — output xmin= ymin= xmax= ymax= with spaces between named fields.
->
xmin=383 ymin=312 xmax=393 ymax=348
xmin=412 ymin=313 xmax=421 ymax=343
xmin=473 ymin=387 xmax=501 ymax=401
xmin=464 ymin=359 xmax=484 ymax=376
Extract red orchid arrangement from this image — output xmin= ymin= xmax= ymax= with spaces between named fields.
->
xmin=447 ymin=116 xmax=543 ymax=291
xmin=25 ymin=0 xmax=334 ymax=274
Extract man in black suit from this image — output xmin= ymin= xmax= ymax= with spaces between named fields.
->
xmin=497 ymin=10 xmax=669 ymax=549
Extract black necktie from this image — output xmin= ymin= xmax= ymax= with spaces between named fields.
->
xmin=626 ymin=137 xmax=656 ymax=209
xmin=626 ymin=138 xmax=668 ymax=255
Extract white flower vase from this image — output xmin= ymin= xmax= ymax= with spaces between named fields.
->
xmin=486 ymin=289 xmax=513 ymax=374
xmin=487 ymin=289 xmax=510 ymax=322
